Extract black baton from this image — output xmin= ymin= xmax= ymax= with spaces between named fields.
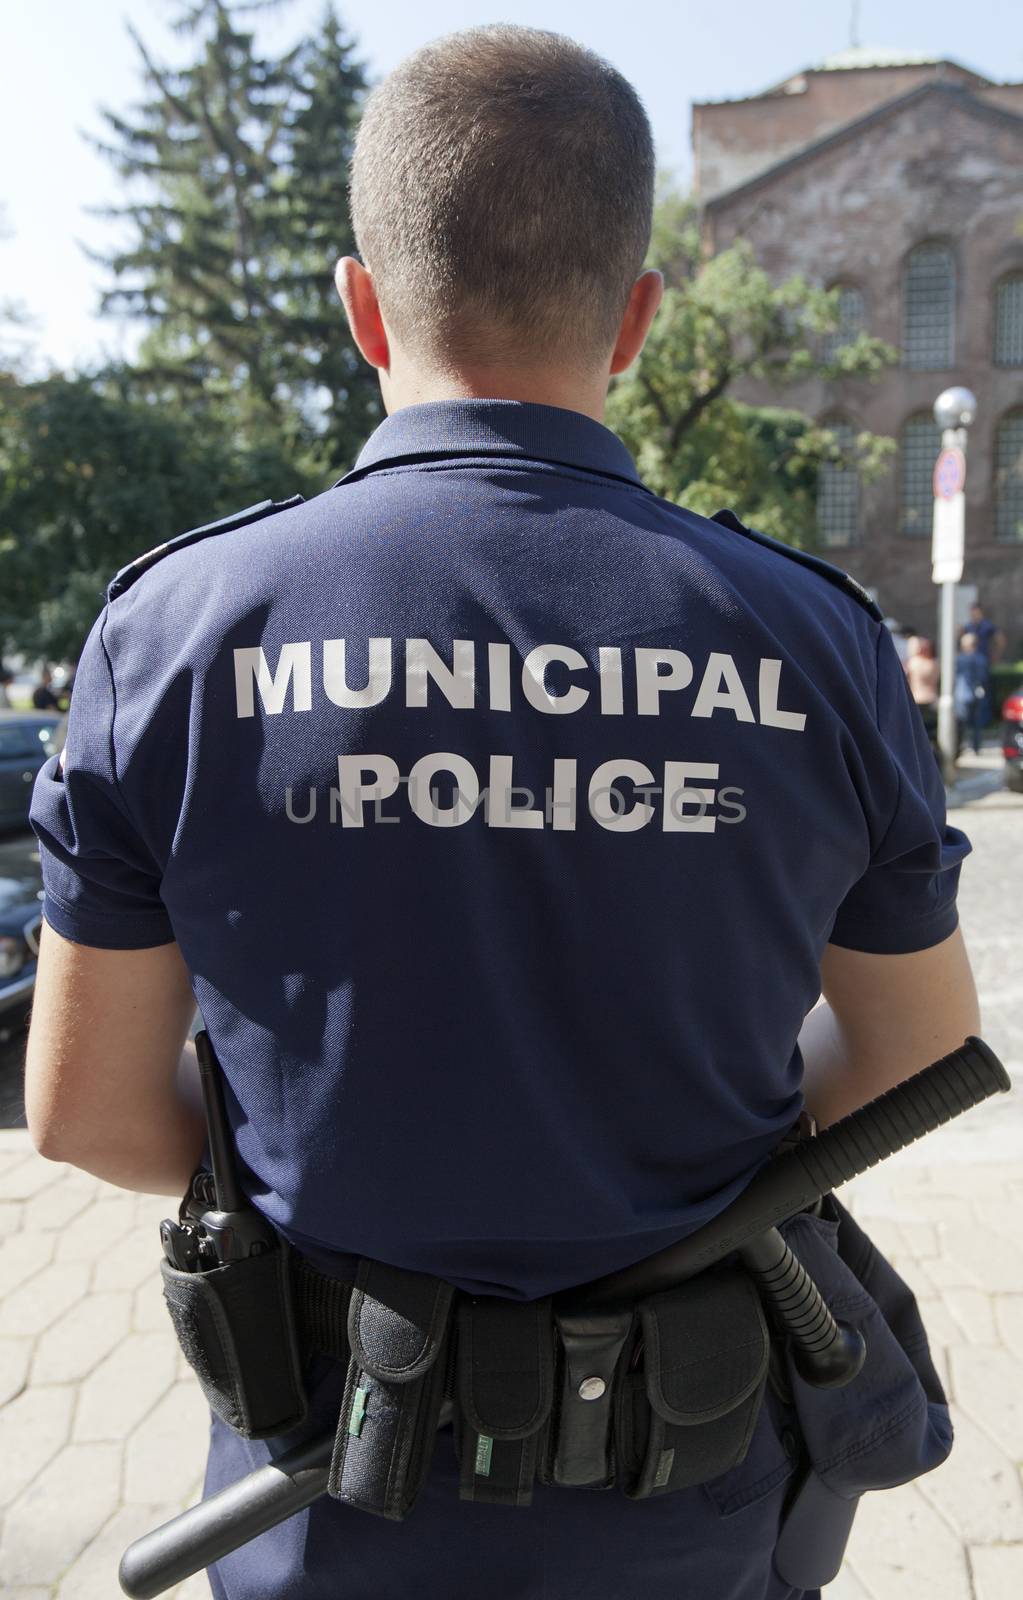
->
xmin=119 ymin=1036 xmax=1010 ymax=1599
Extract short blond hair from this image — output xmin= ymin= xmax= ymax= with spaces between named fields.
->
xmin=350 ymin=26 xmax=655 ymax=369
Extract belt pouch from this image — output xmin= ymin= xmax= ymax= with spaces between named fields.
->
xmin=549 ymin=1305 xmax=633 ymax=1488
xmin=160 ymin=1244 xmax=307 ymax=1439
xmin=617 ymin=1265 xmax=770 ymax=1499
xmin=455 ymin=1296 xmax=554 ymax=1507
xmin=328 ymin=1260 xmax=454 ymax=1520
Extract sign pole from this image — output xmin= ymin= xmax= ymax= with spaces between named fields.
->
xmin=937 ymin=548 xmax=958 ymax=774
xmin=931 ymin=388 xmax=977 ymax=781
xmin=934 ymin=427 xmax=965 ymax=776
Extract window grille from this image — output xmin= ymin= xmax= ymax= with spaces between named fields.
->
xmin=995 ymin=411 xmax=1023 ymax=543
xmin=901 ymin=414 xmax=941 ymax=537
xmin=994 ymin=275 xmax=1023 ymax=366
xmin=903 ymin=245 xmax=955 ymax=369
xmin=817 ymin=421 xmax=860 ymax=546
xmin=824 ymin=285 xmax=865 ymax=360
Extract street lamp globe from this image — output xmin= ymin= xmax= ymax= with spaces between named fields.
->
xmin=933 ymin=387 xmax=978 ymax=430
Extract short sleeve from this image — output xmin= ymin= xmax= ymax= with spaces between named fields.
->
xmin=29 ymin=609 xmax=174 ymax=949
xmin=829 ymin=627 xmax=971 ymax=955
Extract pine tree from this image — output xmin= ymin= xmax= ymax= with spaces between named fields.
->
xmin=285 ymin=6 xmax=381 ymax=458
xmin=90 ymin=0 xmax=374 ymax=470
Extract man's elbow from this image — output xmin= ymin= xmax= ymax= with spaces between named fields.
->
xmin=25 ymin=1086 xmax=113 ymax=1170
xmin=26 ymin=1111 xmax=73 ymax=1167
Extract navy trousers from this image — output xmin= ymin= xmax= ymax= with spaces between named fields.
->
xmin=204 ymin=1353 xmax=815 ymax=1600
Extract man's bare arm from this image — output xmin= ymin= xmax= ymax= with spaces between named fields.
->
xmin=798 ymin=927 xmax=980 ymax=1128
xmin=25 ymin=922 xmax=206 ymax=1195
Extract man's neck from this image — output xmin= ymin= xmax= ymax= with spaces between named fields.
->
xmin=381 ymin=364 xmax=610 ymax=424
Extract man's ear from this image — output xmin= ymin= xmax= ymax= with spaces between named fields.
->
xmin=609 ymin=269 xmax=663 ymax=376
xmin=335 ymin=257 xmax=390 ymax=371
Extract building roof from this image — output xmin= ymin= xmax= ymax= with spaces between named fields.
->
xmin=764 ymin=51 xmax=993 ymax=98
xmin=817 ymin=47 xmax=949 ymax=72
xmin=694 ymin=50 xmax=994 ymax=108
xmin=698 ymin=53 xmax=992 ymax=110
xmin=705 ymin=80 xmax=1023 ymax=212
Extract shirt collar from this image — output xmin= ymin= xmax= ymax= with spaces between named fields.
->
xmin=338 ymin=399 xmax=644 ymax=489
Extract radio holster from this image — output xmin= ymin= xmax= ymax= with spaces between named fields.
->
xmin=158 ymin=1170 xmax=309 ymax=1442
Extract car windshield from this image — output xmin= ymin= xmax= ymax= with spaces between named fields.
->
xmin=0 ymin=722 xmax=55 ymax=759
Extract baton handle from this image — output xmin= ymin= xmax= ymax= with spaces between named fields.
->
xmin=794 ymin=1036 xmax=1007 ymax=1192
xmin=741 ymin=1228 xmax=866 ymax=1388
xmin=575 ymin=1036 xmax=1010 ymax=1305
xmin=118 ymin=1433 xmax=333 ymax=1599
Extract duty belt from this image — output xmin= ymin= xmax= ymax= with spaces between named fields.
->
xmin=162 ymin=1226 xmax=780 ymax=1516
xmin=309 ymin=1251 xmax=775 ymax=1514
xmin=125 ymin=1036 xmax=1010 ymax=1599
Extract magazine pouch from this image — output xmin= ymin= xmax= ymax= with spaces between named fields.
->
xmin=328 ymin=1260 xmax=453 ymax=1520
xmin=455 ymin=1295 xmax=555 ymax=1506
xmin=617 ymin=1265 xmax=771 ymax=1499
xmin=548 ymin=1305 xmax=634 ymax=1488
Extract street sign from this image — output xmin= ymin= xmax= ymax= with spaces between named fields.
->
xmin=932 ymin=493 xmax=965 ymax=584
xmin=933 ymin=447 xmax=966 ymax=501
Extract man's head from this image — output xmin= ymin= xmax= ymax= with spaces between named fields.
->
xmin=338 ymin=26 xmax=661 ymax=414
xmin=970 ymin=603 xmax=985 ymax=621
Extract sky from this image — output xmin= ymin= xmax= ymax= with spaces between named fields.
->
xmin=3 ymin=0 xmax=1022 ymax=372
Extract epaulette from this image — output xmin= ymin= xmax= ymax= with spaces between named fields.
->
xmin=710 ymin=509 xmax=884 ymax=623
xmin=107 ymin=495 xmax=305 ymax=601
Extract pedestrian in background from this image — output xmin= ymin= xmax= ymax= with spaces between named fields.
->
xmin=965 ymin=601 xmax=1004 ymax=728
xmin=966 ymin=602 xmax=1003 ymax=667
xmin=883 ymin=616 xmax=913 ymax=665
xmin=955 ymin=633 xmax=987 ymax=756
xmin=905 ymin=636 xmax=939 ymax=758
xmin=31 ymin=668 xmax=61 ymax=713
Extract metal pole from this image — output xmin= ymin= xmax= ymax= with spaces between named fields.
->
xmin=936 ymin=423 xmax=964 ymax=777
xmin=931 ymin=388 xmax=977 ymax=779
xmin=937 ymin=570 xmax=957 ymax=775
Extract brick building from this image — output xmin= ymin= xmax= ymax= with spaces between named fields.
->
xmin=694 ymin=48 xmax=1023 ymax=645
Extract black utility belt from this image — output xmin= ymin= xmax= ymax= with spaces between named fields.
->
xmin=161 ymin=1242 xmax=772 ymax=1520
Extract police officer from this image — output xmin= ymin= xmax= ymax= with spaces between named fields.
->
xmin=25 ymin=25 xmax=978 ymax=1600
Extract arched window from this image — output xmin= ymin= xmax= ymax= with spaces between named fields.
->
xmin=903 ymin=244 xmax=955 ymax=369
xmin=900 ymin=413 xmax=941 ymax=537
xmin=816 ymin=420 xmax=860 ymax=546
xmin=994 ymin=410 xmax=1023 ymax=542
xmin=994 ymin=274 xmax=1023 ymax=366
xmin=824 ymin=284 xmax=866 ymax=360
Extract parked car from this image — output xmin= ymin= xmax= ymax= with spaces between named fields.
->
xmin=1002 ymin=686 xmax=1023 ymax=794
xmin=0 ymin=831 xmax=44 ymax=1033
xmin=0 ymin=711 xmax=60 ymax=830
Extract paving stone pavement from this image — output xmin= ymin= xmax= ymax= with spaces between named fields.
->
xmin=0 ymin=756 xmax=1019 ymax=1598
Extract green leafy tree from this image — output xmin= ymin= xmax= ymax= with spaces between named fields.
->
xmin=608 ymin=191 xmax=896 ymax=545
xmin=0 ymin=368 xmax=320 ymax=659
xmin=89 ymin=0 xmax=376 ymax=470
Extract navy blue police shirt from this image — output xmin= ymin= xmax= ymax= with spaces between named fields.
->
xmin=30 ymin=401 xmax=969 ymax=1299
